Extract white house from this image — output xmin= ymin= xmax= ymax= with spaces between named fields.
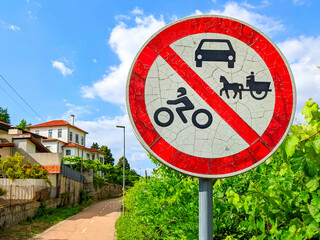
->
xmin=0 ymin=121 xmax=61 ymax=187
xmin=27 ymin=115 xmax=105 ymax=164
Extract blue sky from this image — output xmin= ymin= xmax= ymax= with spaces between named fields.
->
xmin=0 ymin=0 xmax=319 ymax=175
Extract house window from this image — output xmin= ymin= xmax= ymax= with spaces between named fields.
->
xmin=100 ymin=157 xmax=103 ymax=164
xmin=35 ymin=130 xmax=39 ymax=135
xmin=86 ymin=153 xmax=90 ymax=159
xmin=48 ymin=129 xmax=52 ymax=138
xmin=58 ymin=129 xmax=62 ymax=138
xmin=75 ymin=134 xmax=79 ymax=143
xmin=81 ymin=136 xmax=84 ymax=145
xmin=66 ymin=149 xmax=71 ymax=156
xmin=92 ymin=154 xmax=94 ymax=160
xmin=69 ymin=132 xmax=73 ymax=141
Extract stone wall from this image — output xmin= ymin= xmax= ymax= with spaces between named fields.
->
xmin=59 ymin=175 xmax=81 ymax=204
xmin=89 ymin=183 xmax=122 ymax=200
xmin=0 ymin=198 xmax=61 ymax=230
xmin=0 ymin=200 xmax=40 ymax=229
xmin=83 ymin=169 xmax=122 ymax=200
xmin=0 ymin=169 xmax=122 ymax=230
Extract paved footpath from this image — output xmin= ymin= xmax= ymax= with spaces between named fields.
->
xmin=31 ymin=198 xmax=122 ymax=240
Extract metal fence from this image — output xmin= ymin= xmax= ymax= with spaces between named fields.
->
xmin=0 ymin=178 xmax=48 ymax=201
xmin=60 ymin=164 xmax=86 ymax=183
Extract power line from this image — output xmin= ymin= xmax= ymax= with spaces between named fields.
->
xmin=0 ymin=84 xmax=36 ymax=120
xmin=0 ymin=73 xmax=45 ymax=122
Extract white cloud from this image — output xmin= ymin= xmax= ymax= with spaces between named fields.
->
xmin=293 ymin=0 xmax=305 ymax=5
xmin=82 ymin=3 xmax=285 ymax=105
xmin=28 ymin=10 xmax=37 ymax=20
xmin=52 ymin=59 xmax=73 ymax=76
xmin=242 ymin=0 xmax=271 ymax=9
xmin=131 ymin=7 xmax=143 ymax=15
xmin=170 ymin=15 xmax=178 ymax=22
xmin=277 ymin=36 xmax=320 ymax=114
xmin=194 ymin=2 xmax=284 ymax=35
xmin=115 ymin=15 xmax=130 ymax=21
xmin=0 ymin=20 xmax=21 ymax=32
xmin=93 ymin=59 xmax=97 ymax=63
xmin=9 ymin=25 xmax=21 ymax=32
xmin=81 ymin=15 xmax=165 ymax=104
xmin=61 ymin=102 xmax=92 ymax=121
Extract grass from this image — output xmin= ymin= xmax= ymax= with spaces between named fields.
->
xmin=0 ymin=201 xmax=93 ymax=240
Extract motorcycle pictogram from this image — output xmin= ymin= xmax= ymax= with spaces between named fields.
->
xmin=154 ymin=87 xmax=213 ymax=129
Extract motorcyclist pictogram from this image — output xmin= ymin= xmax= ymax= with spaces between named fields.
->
xmin=154 ymin=87 xmax=213 ymax=129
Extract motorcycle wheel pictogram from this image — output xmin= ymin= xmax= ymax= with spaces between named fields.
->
xmin=154 ymin=107 xmax=174 ymax=127
xmin=192 ymin=109 xmax=213 ymax=129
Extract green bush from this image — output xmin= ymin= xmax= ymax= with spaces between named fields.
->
xmin=116 ymin=161 xmax=198 ymax=239
xmin=0 ymin=152 xmax=51 ymax=185
xmin=0 ymin=186 xmax=7 ymax=197
xmin=79 ymin=189 xmax=90 ymax=204
xmin=116 ymin=99 xmax=320 ymax=239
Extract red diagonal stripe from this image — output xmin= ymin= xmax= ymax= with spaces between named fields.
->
xmin=159 ymin=46 xmax=261 ymax=146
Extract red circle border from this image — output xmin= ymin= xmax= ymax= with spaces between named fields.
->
xmin=127 ymin=16 xmax=295 ymax=177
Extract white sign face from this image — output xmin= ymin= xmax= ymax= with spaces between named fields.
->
xmin=145 ymin=33 xmax=275 ymax=158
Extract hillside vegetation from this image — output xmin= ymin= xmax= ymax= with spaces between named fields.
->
xmin=116 ymin=99 xmax=320 ymax=240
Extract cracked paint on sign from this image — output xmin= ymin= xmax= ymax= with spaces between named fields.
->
xmin=145 ymin=33 xmax=275 ymax=158
xmin=126 ymin=15 xmax=295 ymax=178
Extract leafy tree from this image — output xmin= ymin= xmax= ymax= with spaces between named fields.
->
xmin=16 ymin=119 xmax=31 ymax=130
xmin=99 ymin=145 xmax=115 ymax=166
xmin=0 ymin=107 xmax=10 ymax=124
xmin=91 ymin=142 xmax=99 ymax=150
xmin=116 ymin=156 xmax=130 ymax=170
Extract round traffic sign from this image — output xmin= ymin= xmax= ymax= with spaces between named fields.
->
xmin=126 ymin=15 xmax=296 ymax=178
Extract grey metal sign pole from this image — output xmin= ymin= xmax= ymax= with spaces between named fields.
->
xmin=199 ymin=178 xmax=213 ymax=240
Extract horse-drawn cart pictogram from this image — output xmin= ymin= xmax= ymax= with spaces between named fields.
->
xmin=219 ymin=72 xmax=272 ymax=100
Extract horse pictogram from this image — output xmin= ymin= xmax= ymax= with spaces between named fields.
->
xmin=220 ymin=76 xmax=244 ymax=99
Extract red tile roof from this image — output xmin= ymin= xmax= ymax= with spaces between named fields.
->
xmin=28 ymin=120 xmax=88 ymax=134
xmin=43 ymin=138 xmax=67 ymax=144
xmin=42 ymin=165 xmax=61 ymax=174
xmin=0 ymin=121 xmax=12 ymax=127
xmin=63 ymin=142 xmax=105 ymax=155
xmin=0 ymin=143 xmax=15 ymax=147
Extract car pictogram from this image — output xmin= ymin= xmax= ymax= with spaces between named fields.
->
xmin=195 ymin=39 xmax=236 ymax=68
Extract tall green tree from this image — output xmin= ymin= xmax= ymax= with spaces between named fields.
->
xmin=16 ymin=119 xmax=31 ymax=130
xmin=99 ymin=145 xmax=115 ymax=166
xmin=0 ymin=107 xmax=10 ymax=124
xmin=117 ymin=156 xmax=130 ymax=170
xmin=91 ymin=142 xmax=99 ymax=149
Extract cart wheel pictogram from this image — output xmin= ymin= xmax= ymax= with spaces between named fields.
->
xmin=250 ymin=90 xmax=268 ymax=100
